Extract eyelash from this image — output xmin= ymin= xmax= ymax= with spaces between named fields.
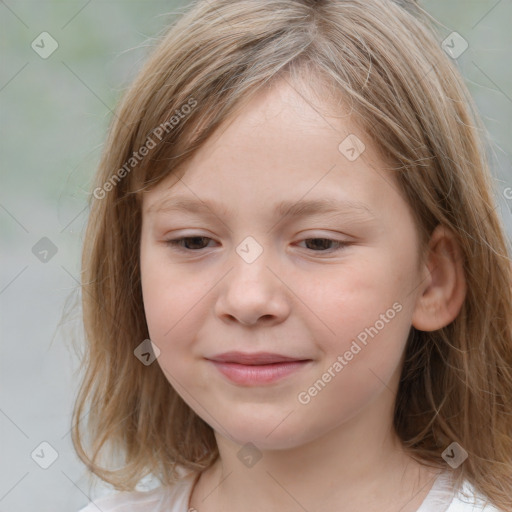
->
xmin=164 ymin=236 xmax=349 ymax=254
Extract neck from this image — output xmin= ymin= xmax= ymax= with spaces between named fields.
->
xmin=189 ymin=387 xmax=442 ymax=512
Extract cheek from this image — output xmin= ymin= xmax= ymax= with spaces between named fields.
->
xmin=306 ymin=253 xmax=407 ymax=332
xmin=295 ymin=264 xmax=411 ymax=426
xmin=140 ymin=265 xmax=210 ymax=389
xmin=140 ymin=247 xmax=200 ymax=350
xmin=142 ymin=277 xmax=202 ymax=345
xmin=302 ymin=250 xmax=414 ymax=376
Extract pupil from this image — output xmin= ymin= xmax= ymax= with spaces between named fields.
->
xmin=306 ymin=238 xmax=329 ymax=251
xmin=186 ymin=237 xmax=207 ymax=249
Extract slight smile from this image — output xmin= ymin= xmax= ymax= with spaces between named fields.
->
xmin=206 ymin=352 xmax=313 ymax=386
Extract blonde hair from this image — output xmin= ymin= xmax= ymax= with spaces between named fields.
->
xmin=70 ymin=0 xmax=512 ymax=508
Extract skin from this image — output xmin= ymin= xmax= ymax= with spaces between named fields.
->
xmin=139 ymin=77 xmax=466 ymax=512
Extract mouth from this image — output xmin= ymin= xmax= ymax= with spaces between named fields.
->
xmin=207 ymin=351 xmax=310 ymax=365
xmin=206 ymin=352 xmax=312 ymax=385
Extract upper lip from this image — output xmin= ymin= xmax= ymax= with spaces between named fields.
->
xmin=207 ymin=351 xmax=310 ymax=365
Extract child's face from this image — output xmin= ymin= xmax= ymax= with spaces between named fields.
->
xmin=140 ymin=78 xmax=426 ymax=450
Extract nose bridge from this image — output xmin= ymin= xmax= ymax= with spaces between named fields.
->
xmin=234 ymin=235 xmax=266 ymax=268
xmin=227 ymin=234 xmax=274 ymax=290
xmin=216 ymin=234 xmax=289 ymax=325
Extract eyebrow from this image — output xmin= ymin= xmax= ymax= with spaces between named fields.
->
xmin=147 ymin=195 xmax=377 ymax=221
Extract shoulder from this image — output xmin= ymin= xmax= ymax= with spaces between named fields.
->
xmin=446 ymin=479 xmax=503 ymax=512
xmin=419 ymin=471 xmax=504 ymax=512
xmin=76 ymin=471 xmax=198 ymax=512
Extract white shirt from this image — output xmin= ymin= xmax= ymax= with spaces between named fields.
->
xmin=77 ymin=469 xmax=502 ymax=512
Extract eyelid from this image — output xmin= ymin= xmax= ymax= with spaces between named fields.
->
xmin=163 ymin=234 xmax=351 ymax=255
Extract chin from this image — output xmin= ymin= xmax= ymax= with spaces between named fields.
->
xmin=216 ymin=413 xmax=316 ymax=452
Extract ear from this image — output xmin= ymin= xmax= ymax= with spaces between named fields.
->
xmin=411 ymin=224 xmax=467 ymax=332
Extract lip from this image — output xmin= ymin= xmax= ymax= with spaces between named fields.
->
xmin=208 ymin=351 xmax=308 ymax=365
xmin=206 ymin=352 xmax=312 ymax=385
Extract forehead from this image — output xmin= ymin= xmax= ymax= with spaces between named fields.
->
xmin=141 ymin=78 xmax=397 ymax=220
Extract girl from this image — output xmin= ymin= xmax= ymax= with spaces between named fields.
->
xmin=72 ymin=0 xmax=512 ymax=511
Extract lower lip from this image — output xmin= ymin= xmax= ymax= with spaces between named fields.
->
xmin=209 ymin=360 xmax=310 ymax=385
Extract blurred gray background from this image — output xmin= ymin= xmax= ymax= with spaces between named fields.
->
xmin=1 ymin=1 xmax=511 ymax=511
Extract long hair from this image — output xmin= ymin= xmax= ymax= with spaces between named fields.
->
xmin=70 ymin=0 xmax=512 ymax=508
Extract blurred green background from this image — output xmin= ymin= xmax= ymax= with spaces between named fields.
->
xmin=1 ymin=1 xmax=511 ymax=511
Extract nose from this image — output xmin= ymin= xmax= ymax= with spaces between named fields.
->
xmin=214 ymin=242 xmax=291 ymax=326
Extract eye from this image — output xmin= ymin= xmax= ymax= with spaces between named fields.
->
xmin=297 ymin=238 xmax=349 ymax=253
xmin=165 ymin=236 xmax=215 ymax=252
xmin=164 ymin=236 xmax=348 ymax=253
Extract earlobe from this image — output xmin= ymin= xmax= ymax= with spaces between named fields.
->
xmin=411 ymin=225 xmax=467 ymax=332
